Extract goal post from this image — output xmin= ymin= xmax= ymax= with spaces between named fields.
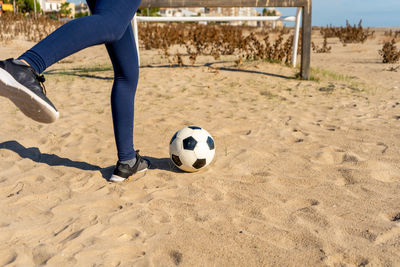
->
xmin=136 ymin=0 xmax=312 ymax=79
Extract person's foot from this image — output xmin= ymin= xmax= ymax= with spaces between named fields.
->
xmin=0 ymin=58 xmax=59 ymax=123
xmin=109 ymin=151 xmax=150 ymax=182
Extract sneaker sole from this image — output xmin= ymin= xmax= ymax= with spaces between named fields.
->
xmin=0 ymin=68 xmax=59 ymax=123
xmin=109 ymin=167 xmax=148 ymax=182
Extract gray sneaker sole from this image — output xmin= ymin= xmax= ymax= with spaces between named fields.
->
xmin=109 ymin=167 xmax=148 ymax=182
xmin=0 ymin=68 xmax=59 ymax=123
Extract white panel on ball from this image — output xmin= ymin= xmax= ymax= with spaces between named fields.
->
xmin=170 ymin=136 xmax=182 ymax=155
xmin=205 ymin=148 xmax=215 ymax=165
xmin=191 ymin=129 xmax=208 ymax=143
xmin=194 ymin=142 xmax=210 ymax=159
xmin=177 ymin=127 xmax=194 ymax=139
xmin=180 ymin=150 xmax=197 ymax=165
xmin=179 ymin=151 xmax=197 ymax=172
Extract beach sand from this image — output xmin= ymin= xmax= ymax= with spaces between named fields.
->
xmin=0 ymin=31 xmax=399 ymax=266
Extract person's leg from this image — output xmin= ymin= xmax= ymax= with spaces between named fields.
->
xmin=19 ymin=0 xmax=141 ymax=74
xmin=106 ymin=25 xmax=150 ymax=182
xmin=0 ymin=0 xmax=141 ymax=123
xmin=85 ymin=1 xmax=148 ymax=181
xmin=106 ymin=24 xmax=138 ymax=162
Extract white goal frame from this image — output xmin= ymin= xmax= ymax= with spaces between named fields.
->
xmin=132 ymin=7 xmax=302 ymax=67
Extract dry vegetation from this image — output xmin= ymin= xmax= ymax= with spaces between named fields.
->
xmin=311 ymin=20 xmax=375 ymax=55
xmin=318 ymin=20 xmax=375 ymax=46
xmin=1 ymin=14 xmax=396 ymax=65
xmin=384 ymin=29 xmax=400 ymax=40
xmin=312 ymin=36 xmax=331 ymax=53
xmin=379 ymin=39 xmax=400 ymax=63
xmin=138 ymin=23 xmax=298 ymax=66
xmin=0 ymin=13 xmax=64 ymax=42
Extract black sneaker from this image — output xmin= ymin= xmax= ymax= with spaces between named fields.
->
xmin=0 ymin=58 xmax=59 ymax=123
xmin=109 ymin=151 xmax=150 ymax=182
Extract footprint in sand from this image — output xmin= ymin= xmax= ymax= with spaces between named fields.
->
xmin=336 ymin=168 xmax=358 ymax=186
xmin=151 ymin=209 xmax=172 ymax=224
xmin=101 ymin=226 xmax=143 ymax=242
xmin=374 ymin=225 xmax=400 ymax=246
xmin=312 ymin=147 xmax=364 ymax=166
xmin=345 ymin=228 xmax=377 ymax=242
xmin=32 ymin=244 xmax=55 ymax=265
xmin=169 ymin=250 xmax=183 ymax=266
xmin=278 ymin=128 xmax=309 ymax=143
xmin=7 ymin=182 xmax=24 ymax=198
xmin=360 ymin=142 xmax=389 ymax=155
xmin=311 ymin=147 xmax=343 ymax=165
xmin=0 ymin=250 xmax=17 ymax=266
xmin=341 ymin=152 xmax=363 ymax=163
xmin=366 ymin=161 xmax=400 ymax=183
xmin=294 ymin=206 xmax=330 ymax=229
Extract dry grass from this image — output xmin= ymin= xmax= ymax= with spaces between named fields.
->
xmin=0 ymin=13 xmax=64 ymax=42
xmin=138 ymin=23 xmax=298 ymax=65
xmin=379 ymin=39 xmax=400 ymax=63
xmin=318 ymin=20 xmax=374 ymax=46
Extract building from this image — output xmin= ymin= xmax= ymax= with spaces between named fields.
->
xmin=38 ymin=0 xmax=65 ymax=13
xmin=75 ymin=2 xmax=89 ymax=15
xmin=159 ymin=7 xmax=260 ymax=26
xmin=159 ymin=8 xmax=199 ymax=17
xmin=67 ymin=2 xmax=75 ymax=18
xmin=38 ymin=0 xmax=76 ymax=18
xmin=204 ymin=7 xmax=260 ymax=26
xmin=261 ymin=8 xmax=283 ymax=28
xmin=0 ymin=1 xmax=14 ymax=16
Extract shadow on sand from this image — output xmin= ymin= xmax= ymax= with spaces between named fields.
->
xmin=145 ymin=156 xmax=183 ymax=173
xmin=44 ymin=68 xmax=113 ymax=81
xmin=0 ymin=141 xmax=181 ymax=180
xmin=142 ymin=62 xmax=294 ymax=79
xmin=44 ymin=61 xmax=294 ymax=80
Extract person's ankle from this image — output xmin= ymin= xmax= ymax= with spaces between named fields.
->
xmin=120 ymin=157 xmax=137 ymax=168
xmin=18 ymin=59 xmax=30 ymax=67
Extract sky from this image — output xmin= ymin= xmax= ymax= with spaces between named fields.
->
xmin=274 ymin=0 xmax=400 ymax=27
xmin=69 ymin=0 xmax=400 ymax=27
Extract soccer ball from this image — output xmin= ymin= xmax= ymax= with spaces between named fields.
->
xmin=169 ymin=126 xmax=215 ymax=172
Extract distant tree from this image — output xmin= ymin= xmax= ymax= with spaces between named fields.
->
xmin=263 ymin=8 xmax=276 ymax=16
xmin=75 ymin=11 xmax=89 ymax=18
xmin=15 ymin=0 xmax=41 ymax=13
xmin=16 ymin=0 xmax=27 ymax=12
xmin=27 ymin=0 xmax=41 ymax=13
xmin=59 ymin=2 xmax=71 ymax=18
xmin=137 ymin=7 xmax=160 ymax=16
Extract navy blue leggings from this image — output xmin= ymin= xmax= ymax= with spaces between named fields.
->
xmin=19 ymin=0 xmax=141 ymax=161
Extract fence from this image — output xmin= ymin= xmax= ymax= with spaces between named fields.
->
xmin=132 ymin=8 xmax=302 ymax=67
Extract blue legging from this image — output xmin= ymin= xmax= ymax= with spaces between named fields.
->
xmin=19 ymin=0 xmax=141 ymax=161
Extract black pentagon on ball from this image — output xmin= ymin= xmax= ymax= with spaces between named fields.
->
xmin=207 ymin=136 xmax=215 ymax=150
xmin=188 ymin=126 xmax=202 ymax=130
xmin=170 ymin=132 xmax=178 ymax=144
xmin=192 ymin=158 xmax=206 ymax=169
xmin=171 ymin=154 xmax=182 ymax=166
xmin=183 ymin=136 xmax=197 ymax=150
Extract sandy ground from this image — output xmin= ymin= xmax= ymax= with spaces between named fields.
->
xmin=0 ymin=30 xmax=399 ymax=266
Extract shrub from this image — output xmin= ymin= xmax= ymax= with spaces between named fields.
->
xmin=379 ymin=39 xmax=400 ymax=63
xmin=319 ymin=20 xmax=374 ymax=46
xmin=0 ymin=13 xmax=64 ymax=42
xmin=312 ymin=36 xmax=331 ymax=53
xmin=138 ymin=23 xmax=297 ymax=65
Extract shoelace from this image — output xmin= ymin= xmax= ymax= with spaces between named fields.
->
xmin=31 ymin=70 xmax=47 ymax=95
